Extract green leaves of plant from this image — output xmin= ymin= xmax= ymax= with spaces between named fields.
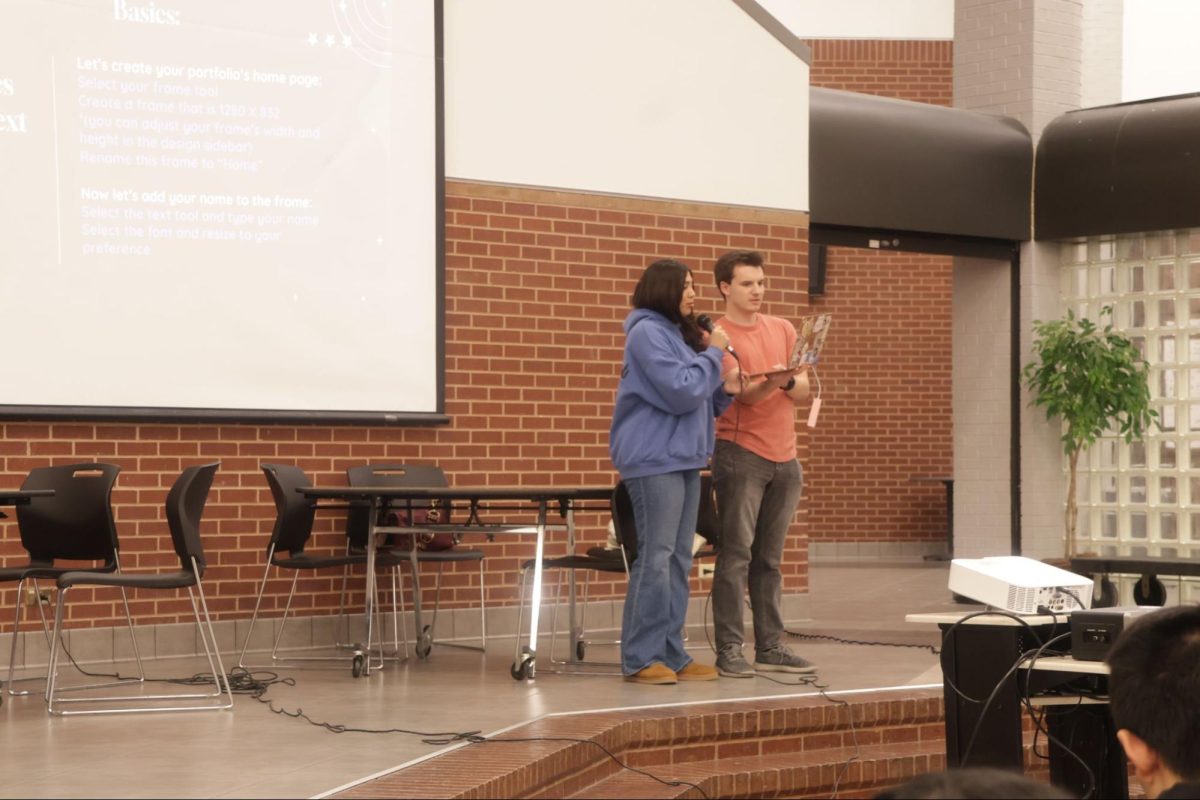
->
xmin=1021 ymin=306 xmax=1158 ymax=457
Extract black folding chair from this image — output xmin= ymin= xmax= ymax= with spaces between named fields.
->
xmin=236 ymin=463 xmax=406 ymax=674
xmin=346 ymin=464 xmax=486 ymax=658
xmin=1 ymin=463 xmax=144 ymax=697
xmin=45 ymin=463 xmax=232 ymax=715
xmin=511 ymin=480 xmax=635 ymax=672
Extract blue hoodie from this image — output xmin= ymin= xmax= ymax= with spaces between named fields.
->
xmin=609 ymin=309 xmax=733 ymax=480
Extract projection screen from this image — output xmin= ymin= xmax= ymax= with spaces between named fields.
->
xmin=0 ymin=0 xmax=444 ymax=423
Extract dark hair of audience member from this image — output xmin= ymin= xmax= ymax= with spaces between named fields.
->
xmin=874 ymin=767 xmax=1075 ymax=799
xmin=1107 ymin=604 xmax=1200 ymax=782
xmin=631 ymin=258 xmax=705 ymax=353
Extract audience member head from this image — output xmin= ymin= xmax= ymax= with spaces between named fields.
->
xmin=1107 ymin=604 xmax=1200 ymax=798
xmin=631 ymin=258 xmax=704 ymax=352
xmin=874 ymin=767 xmax=1074 ymax=799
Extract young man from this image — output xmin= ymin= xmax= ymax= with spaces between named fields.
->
xmin=709 ymin=249 xmax=816 ymax=677
xmin=1107 ymin=604 xmax=1200 ymax=799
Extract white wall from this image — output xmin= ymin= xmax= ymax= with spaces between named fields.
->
xmin=444 ymin=0 xmax=809 ymax=212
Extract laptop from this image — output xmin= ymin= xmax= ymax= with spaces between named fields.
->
xmin=748 ymin=313 xmax=832 ymax=377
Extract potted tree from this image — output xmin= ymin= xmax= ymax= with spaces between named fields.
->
xmin=1022 ymin=307 xmax=1157 ymax=559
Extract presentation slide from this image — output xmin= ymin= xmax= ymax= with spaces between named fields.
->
xmin=0 ymin=0 xmax=441 ymax=420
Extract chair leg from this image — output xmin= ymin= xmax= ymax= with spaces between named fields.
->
xmin=575 ymin=571 xmax=623 ymax=666
xmin=395 ymin=566 xmax=410 ymax=658
xmin=269 ymin=572 xmax=302 ymax=662
xmin=366 ymin=574 xmax=385 ymax=671
xmin=6 ymin=578 xmax=29 ymax=696
xmin=14 ymin=577 xmax=143 ymax=698
xmin=3 ymin=579 xmax=55 ymax=696
xmin=187 ymin=583 xmax=232 ymax=703
xmin=236 ymin=555 xmax=274 ymax=669
xmin=44 ymin=587 xmax=69 ymax=712
xmin=548 ymin=570 xmax=564 ymax=665
xmin=426 ymin=561 xmax=486 ymax=655
xmin=512 ymin=563 xmax=532 ymax=669
xmin=477 ymin=558 xmax=487 ymax=652
xmin=405 ymin=560 xmax=432 ymax=659
xmin=388 ymin=567 xmax=408 ymax=662
xmin=114 ymin=585 xmax=146 ymax=682
xmin=359 ymin=564 xmax=409 ymax=669
xmin=43 ymin=587 xmax=77 ymax=714
xmin=334 ymin=562 xmax=352 ymax=648
xmin=576 ymin=570 xmax=592 ymax=660
xmin=241 ymin=558 xmax=405 ymax=671
xmin=429 ymin=563 xmax=441 ymax=645
xmin=48 ymin=573 xmax=233 ymax=716
xmin=111 ymin=553 xmax=146 ymax=682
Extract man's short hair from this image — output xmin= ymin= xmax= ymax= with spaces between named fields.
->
xmin=1107 ymin=604 xmax=1200 ymax=780
xmin=713 ymin=249 xmax=764 ymax=294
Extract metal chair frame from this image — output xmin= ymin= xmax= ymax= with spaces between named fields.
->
xmin=517 ymin=474 xmax=722 ymax=670
xmin=3 ymin=463 xmax=145 ymax=698
xmin=347 ymin=464 xmax=487 ymax=658
xmin=44 ymin=463 xmax=232 ymax=715
xmin=237 ymin=464 xmax=408 ymax=673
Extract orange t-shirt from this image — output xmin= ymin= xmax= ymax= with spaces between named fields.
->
xmin=715 ymin=314 xmax=799 ymax=462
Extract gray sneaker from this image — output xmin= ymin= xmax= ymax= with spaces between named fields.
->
xmin=755 ymin=645 xmax=817 ymax=674
xmin=715 ymin=644 xmax=755 ymax=678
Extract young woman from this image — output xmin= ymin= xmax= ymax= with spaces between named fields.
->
xmin=609 ymin=258 xmax=734 ymax=684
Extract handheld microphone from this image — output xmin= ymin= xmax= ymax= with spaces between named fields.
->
xmin=696 ymin=314 xmax=735 ymax=355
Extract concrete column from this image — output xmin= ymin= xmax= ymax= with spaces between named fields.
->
xmin=951 ymin=0 xmax=1121 ymax=559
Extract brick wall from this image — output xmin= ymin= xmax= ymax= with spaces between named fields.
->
xmin=0 ymin=182 xmax=812 ymax=628
xmin=806 ymin=250 xmax=953 ymax=544
xmin=0 ymin=38 xmax=960 ymax=628
xmin=805 ymin=40 xmax=955 ymax=546
xmin=807 ymin=39 xmax=953 ymax=105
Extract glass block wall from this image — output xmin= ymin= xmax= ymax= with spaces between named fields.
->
xmin=1060 ymin=229 xmax=1200 ymax=604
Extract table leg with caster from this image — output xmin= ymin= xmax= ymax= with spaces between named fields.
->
xmin=511 ymin=647 xmax=535 ymax=680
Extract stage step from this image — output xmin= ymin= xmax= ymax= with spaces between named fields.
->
xmin=567 ymin=740 xmax=947 ymax=799
xmin=331 ymin=687 xmax=948 ymax=799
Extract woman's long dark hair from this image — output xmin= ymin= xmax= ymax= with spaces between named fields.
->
xmin=631 ymin=259 xmax=706 ymax=353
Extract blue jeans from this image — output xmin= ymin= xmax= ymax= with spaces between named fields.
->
xmin=620 ymin=469 xmax=699 ymax=675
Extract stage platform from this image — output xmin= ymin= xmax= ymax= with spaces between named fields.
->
xmin=0 ymin=562 xmax=957 ymax=799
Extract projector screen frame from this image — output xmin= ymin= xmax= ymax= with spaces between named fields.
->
xmin=0 ymin=0 xmax=448 ymax=427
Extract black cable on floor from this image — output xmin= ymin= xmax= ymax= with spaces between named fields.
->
xmin=704 ymin=588 xmax=941 ymax=658
xmin=817 ymin=683 xmax=860 ymax=800
xmin=785 ymin=628 xmax=940 ymax=656
xmin=743 ymin=671 xmax=862 ymax=798
xmin=51 ymin=636 xmax=709 ymax=794
xmin=48 ymin=635 xmax=484 ymax=743
xmin=251 ymin=689 xmax=483 ymax=744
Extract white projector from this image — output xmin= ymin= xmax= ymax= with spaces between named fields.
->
xmin=949 ymin=556 xmax=1093 ymax=614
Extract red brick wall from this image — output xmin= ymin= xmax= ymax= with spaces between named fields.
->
xmin=0 ymin=38 xmax=958 ymax=629
xmin=805 ymin=250 xmax=954 ymax=543
xmin=0 ymin=183 xmax=812 ymax=628
xmin=806 ymin=40 xmax=953 ymax=105
xmin=804 ymin=39 xmax=955 ymax=545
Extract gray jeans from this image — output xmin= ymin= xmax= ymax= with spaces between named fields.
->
xmin=711 ymin=439 xmax=803 ymax=653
